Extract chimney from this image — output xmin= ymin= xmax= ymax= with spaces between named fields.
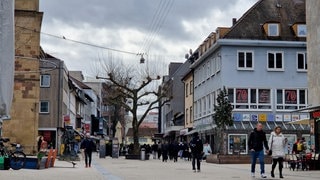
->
xmin=232 ymin=18 xmax=237 ymax=26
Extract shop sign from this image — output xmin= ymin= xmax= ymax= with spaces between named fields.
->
xmin=84 ymin=123 xmax=90 ymax=132
xmin=275 ymin=114 xmax=283 ymax=122
xmin=292 ymin=114 xmax=300 ymax=121
xmin=312 ymin=111 xmax=320 ymax=118
xmin=64 ymin=115 xmax=70 ymax=125
xmin=258 ymin=114 xmax=267 ymax=122
xmin=243 ymin=114 xmax=250 ymax=121
xmin=251 ymin=114 xmax=258 ymax=121
xmin=285 ymin=90 xmax=297 ymax=104
xmin=283 ymin=114 xmax=291 ymax=122
xmin=233 ymin=113 xmax=242 ymax=121
xmin=267 ymin=114 xmax=274 ymax=121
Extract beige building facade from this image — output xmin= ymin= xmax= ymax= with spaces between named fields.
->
xmin=182 ymin=71 xmax=194 ymax=129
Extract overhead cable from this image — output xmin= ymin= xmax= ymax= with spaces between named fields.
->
xmin=15 ymin=25 xmax=138 ymax=56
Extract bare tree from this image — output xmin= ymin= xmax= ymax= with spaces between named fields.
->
xmin=97 ymin=58 xmax=169 ymax=155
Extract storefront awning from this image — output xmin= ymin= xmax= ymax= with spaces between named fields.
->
xmin=288 ymin=118 xmax=311 ymax=125
xmin=291 ymin=105 xmax=320 ymax=113
xmin=185 ymin=129 xmax=198 ymax=136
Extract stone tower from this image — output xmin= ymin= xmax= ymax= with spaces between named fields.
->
xmin=3 ymin=0 xmax=43 ymax=155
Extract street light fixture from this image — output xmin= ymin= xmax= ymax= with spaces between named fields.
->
xmin=139 ymin=54 xmax=145 ymax=64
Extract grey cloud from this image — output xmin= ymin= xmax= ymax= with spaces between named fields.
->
xmin=40 ymin=0 xmax=255 ymax=41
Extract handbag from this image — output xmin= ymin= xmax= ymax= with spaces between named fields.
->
xmin=268 ymin=135 xmax=273 ymax=156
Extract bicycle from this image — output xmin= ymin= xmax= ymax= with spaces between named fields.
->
xmin=0 ymin=137 xmax=26 ymax=170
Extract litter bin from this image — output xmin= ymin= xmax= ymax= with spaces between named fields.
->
xmin=140 ymin=148 xmax=146 ymax=161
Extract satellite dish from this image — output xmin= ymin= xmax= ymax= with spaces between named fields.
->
xmin=185 ymin=54 xmax=189 ymax=59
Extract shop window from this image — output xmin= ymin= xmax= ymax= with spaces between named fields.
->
xmin=228 ymin=134 xmax=247 ymax=154
xmin=228 ymin=88 xmax=271 ymax=110
xmin=276 ymin=89 xmax=308 ymax=110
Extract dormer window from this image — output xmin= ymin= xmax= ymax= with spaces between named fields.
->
xmin=268 ymin=23 xmax=280 ymax=36
xmin=297 ymin=24 xmax=307 ymax=37
xmin=292 ymin=23 xmax=307 ymax=37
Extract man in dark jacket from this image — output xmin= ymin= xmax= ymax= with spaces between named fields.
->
xmin=80 ymin=133 xmax=96 ymax=168
xmin=189 ymin=132 xmax=203 ymax=172
xmin=248 ymin=123 xmax=269 ymax=178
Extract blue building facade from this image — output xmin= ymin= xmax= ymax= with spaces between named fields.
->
xmin=190 ymin=0 xmax=309 ymax=154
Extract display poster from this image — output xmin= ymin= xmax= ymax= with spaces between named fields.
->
xmin=251 ymin=114 xmax=258 ymax=121
xmin=233 ymin=113 xmax=242 ymax=121
xmin=292 ymin=114 xmax=300 ymax=121
xmin=258 ymin=114 xmax=267 ymax=122
xmin=275 ymin=114 xmax=283 ymax=122
xmin=258 ymin=89 xmax=270 ymax=103
xmin=243 ymin=114 xmax=250 ymax=121
xmin=267 ymin=114 xmax=275 ymax=121
xmin=285 ymin=90 xmax=297 ymax=104
xmin=236 ymin=89 xmax=248 ymax=103
xmin=283 ymin=114 xmax=291 ymax=122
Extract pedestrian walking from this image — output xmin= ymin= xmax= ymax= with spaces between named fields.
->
xmin=203 ymin=141 xmax=212 ymax=160
xmin=248 ymin=123 xmax=270 ymax=178
xmin=157 ymin=142 xmax=162 ymax=160
xmin=161 ymin=142 xmax=169 ymax=162
xmin=151 ymin=142 xmax=158 ymax=159
xmin=269 ymin=126 xmax=287 ymax=178
xmin=189 ymin=132 xmax=203 ymax=172
xmin=172 ymin=141 xmax=179 ymax=162
xmin=80 ymin=133 xmax=96 ymax=168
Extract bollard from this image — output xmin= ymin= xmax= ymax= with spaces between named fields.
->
xmin=140 ymin=148 xmax=146 ymax=161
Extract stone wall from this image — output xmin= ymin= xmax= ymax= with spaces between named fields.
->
xmin=2 ymin=0 xmax=43 ymax=155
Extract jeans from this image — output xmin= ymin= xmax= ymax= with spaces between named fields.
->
xmin=84 ymin=150 xmax=93 ymax=166
xmin=192 ymin=154 xmax=201 ymax=170
xmin=251 ymin=150 xmax=265 ymax=174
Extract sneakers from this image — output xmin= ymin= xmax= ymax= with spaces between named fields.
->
xmin=261 ymin=173 xmax=267 ymax=178
xmin=251 ymin=173 xmax=255 ymax=177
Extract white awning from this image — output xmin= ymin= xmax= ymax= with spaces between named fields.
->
xmin=288 ymin=119 xmax=311 ymax=125
xmin=185 ymin=129 xmax=198 ymax=136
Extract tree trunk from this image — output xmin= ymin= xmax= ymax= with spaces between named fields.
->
xmin=132 ymin=116 xmax=140 ymax=155
xmin=214 ymin=128 xmax=226 ymax=155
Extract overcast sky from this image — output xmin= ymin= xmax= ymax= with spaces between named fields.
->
xmin=39 ymin=0 xmax=258 ymax=78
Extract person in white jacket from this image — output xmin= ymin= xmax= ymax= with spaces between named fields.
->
xmin=268 ymin=126 xmax=287 ymax=179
